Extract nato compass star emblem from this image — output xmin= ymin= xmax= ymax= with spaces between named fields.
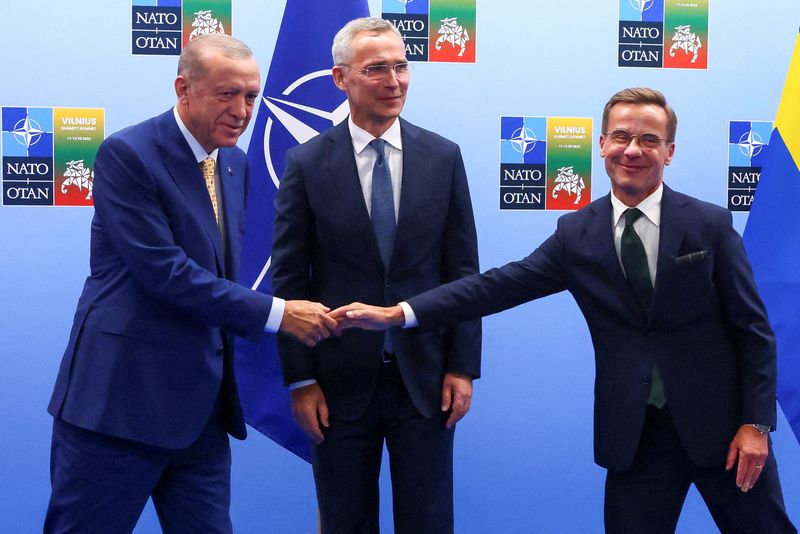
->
xmin=12 ymin=116 xmax=45 ymax=149
xmin=261 ymin=69 xmax=350 ymax=187
xmin=629 ymin=0 xmax=654 ymax=13
xmin=510 ymin=127 xmax=537 ymax=154
xmin=737 ymin=130 xmax=766 ymax=159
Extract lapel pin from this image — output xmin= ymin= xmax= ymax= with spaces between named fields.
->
xmin=227 ymin=166 xmax=233 ymax=175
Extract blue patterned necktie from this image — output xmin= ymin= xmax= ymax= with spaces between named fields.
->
xmin=369 ymin=138 xmax=396 ymax=270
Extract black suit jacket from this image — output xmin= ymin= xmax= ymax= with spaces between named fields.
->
xmin=407 ymin=185 xmax=776 ymax=471
xmin=272 ymin=118 xmax=481 ymax=420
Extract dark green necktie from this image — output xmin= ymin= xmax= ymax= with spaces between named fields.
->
xmin=621 ymin=208 xmax=666 ymax=408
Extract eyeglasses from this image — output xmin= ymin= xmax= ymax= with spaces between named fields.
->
xmin=604 ymin=130 xmax=671 ymax=150
xmin=340 ymin=62 xmax=411 ymax=79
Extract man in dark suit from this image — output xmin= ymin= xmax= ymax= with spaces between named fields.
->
xmin=334 ymin=88 xmax=796 ymax=533
xmin=271 ymin=17 xmax=481 ymax=534
xmin=45 ymin=34 xmax=335 ymax=533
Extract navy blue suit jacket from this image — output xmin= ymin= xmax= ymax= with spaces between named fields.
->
xmin=407 ymin=185 xmax=777 ymax=471
xmin=48 ymin=110 xmax=273 ymax=449
xmin=272 ymin=118 xmax=481 ymax=420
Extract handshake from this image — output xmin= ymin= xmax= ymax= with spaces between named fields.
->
xmin=279 ymin=301 xmax=407 ymax=347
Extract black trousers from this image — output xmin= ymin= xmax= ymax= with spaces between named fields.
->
xmin=605 ymin=405 xmax=796 ymax=534
xmin=312 ymin=358 xmax=455 ymax=534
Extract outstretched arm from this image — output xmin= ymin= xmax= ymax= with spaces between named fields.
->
xmin=329 ymin=302 xmax=405 ymax=333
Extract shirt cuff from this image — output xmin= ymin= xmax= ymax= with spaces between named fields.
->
xmin=398 ymin=301 xmax=417 ymax=328
xmin=289 ymin=379 xmax=317 ymax=390
xmin=264 ymin=297 xmax=286 ymax=333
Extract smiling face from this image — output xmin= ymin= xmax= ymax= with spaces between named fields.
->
xmin=599 ymin=103 xmax=675 ymax=206
xmin=331 ymin=30 xmax=408 ymax=138
xmin=174 ymin=50 xmax=261 ymax=153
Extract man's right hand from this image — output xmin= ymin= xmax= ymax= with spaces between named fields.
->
xmin=290 ymin=383 xmax=329 ymax=444
xmin=280 ymin=300 xmax=337 ymax=347
xmin=329 ymin=303 xmax=405 ymax=334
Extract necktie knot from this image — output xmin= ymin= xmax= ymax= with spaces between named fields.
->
xmin=370 ymin=138 xmax=387 ymax=165
xmin=201 ymin=157 xmax=215 ymax=179
xmin=624 ymin=207 xmax=643 ymax=227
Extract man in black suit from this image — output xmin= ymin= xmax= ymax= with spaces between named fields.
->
xmin=334 ymin=88 xmax=796 ymax=533
xmin=271 ymin=16 xmax=481 ymax=534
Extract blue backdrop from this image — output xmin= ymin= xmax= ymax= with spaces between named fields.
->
xmin=1 ymin=1 xmax=798 ymax=532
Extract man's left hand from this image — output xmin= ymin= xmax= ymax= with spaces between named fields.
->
xmin=725 ymin=424 xmax=769 ymax=492
xmin=441 ymin=372 xmax=473 ymax=429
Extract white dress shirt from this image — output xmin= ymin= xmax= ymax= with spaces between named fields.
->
xmin=348 ymin=116 xmax=404 ymax=217
xmin=173 ymin=107 xmax=284 ymax=333
xmin=610 ymin=183 xmax=663 ymax=286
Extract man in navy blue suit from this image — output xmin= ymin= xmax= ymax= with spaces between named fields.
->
xmin=45 ymin=34 xmax=336 ymax=533
xmin=271 ymin=17 xmax=481 ymax=533
xmin=334 ymin=88 xmax=796 ymax=533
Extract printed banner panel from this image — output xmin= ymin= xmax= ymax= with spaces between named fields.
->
xmin=500 ymin=116 xmax=592 ymax=211
xmin=383 ymin=0 xmax=476 ymax=63
xmin=2 ymin=107 xmax=104 ymax=207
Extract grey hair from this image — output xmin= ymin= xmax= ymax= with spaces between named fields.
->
xmin=331 ymin=17 xmax=402 ymax=65
xmin=178 ymin=34 xmax=254 ymax=81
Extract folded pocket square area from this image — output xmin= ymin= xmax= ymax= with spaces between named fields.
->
xmin=675 ymin=250 xmax=707 ymax=265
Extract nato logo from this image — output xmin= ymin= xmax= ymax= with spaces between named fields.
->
xmin=500 ymin=117 xmax=547 ymax=210
xmin=2 ymin=107 xmax=53 ymax=158
xmin=132 ymin=0 xmax=182 ymax=55
xmin=728 ymin=120 xmax=772 ymax=212
xmin=384 ymin=0 xmax=429 ymax=61
xmin=258 ymin=71 xmax=349 ymax=190
xmin=2 ymin=107 xmax=54 ymax=206
xmin=618 ymin=0 xmax=664 ymax=68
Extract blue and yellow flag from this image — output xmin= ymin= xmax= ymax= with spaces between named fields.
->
xmin=235 ymin=0 xmax=369 ymax=461
xmin=743 ymin=31 xmax=800 ymax=445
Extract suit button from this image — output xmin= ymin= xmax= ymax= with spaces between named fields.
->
xmin=384 ymin=282 xmax=390 ymax=288
xmin=641 ymin=376 xmax=650 ymax=384
xmin=216 ymin=347 xmax=224 ymax=356
xmin=648 ymin=331 xmax=656 ymax=337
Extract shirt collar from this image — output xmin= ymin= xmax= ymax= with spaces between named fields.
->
xmin=348 ymin=116 xmax=403 ymax=155
xmin=611 ymin=182 xmax=663 ymax=227
xmin=173 ymin=107 xmax=219 ymax=164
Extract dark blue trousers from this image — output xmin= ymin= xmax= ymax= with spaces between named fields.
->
xmin=312 ymin=358 xmax=455 ymax=534
xmin=44 ymin=408 xmax=231 ymax=534
xmin=605 ymin=405 xmax=796 ymax=534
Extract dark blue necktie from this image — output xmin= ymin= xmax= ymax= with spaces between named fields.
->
xmin=370 ymin=138 xmax=396 ymax=270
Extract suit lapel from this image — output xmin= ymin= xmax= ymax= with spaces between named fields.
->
xmin=653 ymin=184 xmax=688 ymax=306
xmin=588 ymin=196 xmax=631 ymax=294
xmin=327 ymin=120 xmax=386 ymax=272
xmin=217 ymin=150 xmax=239 ymax=279
xmin=393 ymin=118 xmax=424 ymax=273
xmin=157 ymin=113 xmax=224 ymax=272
